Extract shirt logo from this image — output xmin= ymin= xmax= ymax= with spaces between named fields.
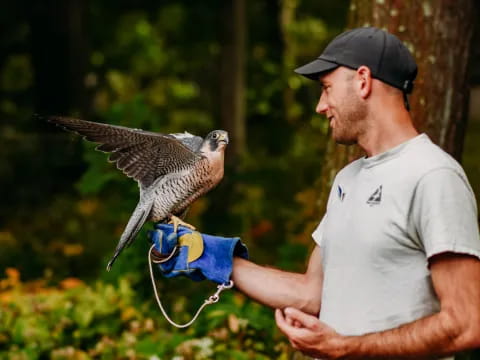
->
xmin=367 ymin=185 xmax=382 ymax=206
xmin=337 ymin=185 xmax=346 ymax=201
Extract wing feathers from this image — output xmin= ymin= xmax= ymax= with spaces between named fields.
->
xmin=48 ymin=116 xmax=201 ymax=188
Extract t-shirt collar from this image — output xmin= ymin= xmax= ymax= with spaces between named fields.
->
xmin=361 ymin=133 xmax=430 ymax=168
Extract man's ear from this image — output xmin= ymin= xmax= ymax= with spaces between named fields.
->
xmin=356 ymin=66 xmax=372 ymax=99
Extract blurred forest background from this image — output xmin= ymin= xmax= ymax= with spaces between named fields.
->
xmin=0 ymin=0 xmax=479 ymax=359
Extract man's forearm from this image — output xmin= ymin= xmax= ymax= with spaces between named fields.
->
xmin=341 ymin=309 xmax=475 ymax=359
xmin=232 ymin=258 xmax=321 ymax=315
xmin=276 ymin=255 xmax=480 ymax=360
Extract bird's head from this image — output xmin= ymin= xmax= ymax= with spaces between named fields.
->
xmin=203 ymin=130 xmax=229 ymax=152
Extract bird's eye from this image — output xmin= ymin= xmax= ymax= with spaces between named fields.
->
xmin=212 ymin=133 xmax=218 ymax=139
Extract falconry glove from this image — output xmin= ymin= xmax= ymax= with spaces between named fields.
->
xmin=148 ymin=224 xmax=248 ymax=284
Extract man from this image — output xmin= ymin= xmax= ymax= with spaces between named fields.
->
xmin=231 ymin=27 xmax=480 ymax=359
xmin=152 ymin=27 xmax=480 ymax=359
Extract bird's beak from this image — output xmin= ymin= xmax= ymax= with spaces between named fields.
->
xmin=218 ymin=133 xmax=229 ymax=145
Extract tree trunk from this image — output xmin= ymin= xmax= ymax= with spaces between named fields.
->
xmin=316 ymin=0 xmax=475 ymax=214
xmin=220 ymin=0 xmax=247 ymax=162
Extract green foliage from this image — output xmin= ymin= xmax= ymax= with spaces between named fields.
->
xmin=0 ymin=54 xmax=33 ymax=92
xmin=0 ymin=272 xmax=295 ymax=359
xmin=2 ymin=0 xmax=479 ymax=357
xmin=0 ymin=0 xmax=352 ymax=283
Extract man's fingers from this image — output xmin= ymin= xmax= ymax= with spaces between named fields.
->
xmin=285 ymin=314 xmax=303 ymax=328
xmin=293 ymin=319 xmax=303 ymax=328
xmin=276 ymin=308 xmax=307 ymax=335
xmin=284 ymin=307 xmax=318 ymax=329
xmin=275 ymin=309 xmax=289 ymax=332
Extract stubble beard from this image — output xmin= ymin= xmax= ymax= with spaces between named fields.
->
xmin=332 ymin=91 xmax=368 ymax=146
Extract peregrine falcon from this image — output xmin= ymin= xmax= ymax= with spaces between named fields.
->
xmin=48 ymin=116 xmax=229 ymax=271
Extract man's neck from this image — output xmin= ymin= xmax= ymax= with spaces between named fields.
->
xmin=358 ymin=111 xmax=419 ymax=157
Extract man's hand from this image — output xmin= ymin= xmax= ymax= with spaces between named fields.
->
xmin=275 ymin=307 xmax=348 ymax=359
xmin=275 ymin=254 xmax=480 ymax=360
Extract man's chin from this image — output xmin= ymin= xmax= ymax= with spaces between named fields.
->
xmin=333 ymin=134 xmax=357 ymax=146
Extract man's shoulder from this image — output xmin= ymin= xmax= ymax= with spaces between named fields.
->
xmin=333 ymin=134 xmax=467 ymax=184
xmin=401 ymin=135 xmax=465 ymax=179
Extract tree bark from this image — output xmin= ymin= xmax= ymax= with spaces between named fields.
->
xmin=220 ymin=0 xmax=247 ymax=162
xmin=316 ymin=0 xmax=475 ymax=215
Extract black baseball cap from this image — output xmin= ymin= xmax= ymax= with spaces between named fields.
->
xmin=294 ymin=27 xmax=417 ymax=98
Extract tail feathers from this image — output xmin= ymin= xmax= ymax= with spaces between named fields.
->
xmin=106 ymin=201 xmax=153 ymax=271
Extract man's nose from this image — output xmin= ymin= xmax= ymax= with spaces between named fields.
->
xmin=315 ymin=92 xmax=328 ymax=114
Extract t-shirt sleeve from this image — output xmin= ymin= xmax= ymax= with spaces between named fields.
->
xmin=412 ymin=167 xmax=480 ymax=259
xmin=312 ymin=176 xmax=338 ymax=247
xmin=312 ymin=215 xmax=326 ymax=246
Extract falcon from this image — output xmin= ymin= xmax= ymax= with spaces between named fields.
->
xmin=48 ymin=116 xmax=229 ymax=271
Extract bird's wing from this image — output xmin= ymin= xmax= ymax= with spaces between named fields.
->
xmin=48 ymin=116 xmax=202 ymax=188
xmin=169 ymin=132 xmax=204 ymax=152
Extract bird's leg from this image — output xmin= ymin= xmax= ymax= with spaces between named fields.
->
xmin=168 ymin=215 xmax=196 ymax=233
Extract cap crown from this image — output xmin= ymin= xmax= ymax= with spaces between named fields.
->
xmin=321 ymin=27 xmax=417 ymax=93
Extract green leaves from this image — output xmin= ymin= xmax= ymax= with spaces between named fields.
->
xmin=0 ymin=2 xmax=353 ymax=357
xmin=0 ymin=54 xmax=33 ymax=92
xmin=0 ymin=276 xmax=295 ymax=359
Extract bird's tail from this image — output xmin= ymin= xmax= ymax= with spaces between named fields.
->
xmin=106 ymin=200 xmax=153 ymax=271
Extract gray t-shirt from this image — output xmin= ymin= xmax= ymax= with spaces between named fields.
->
xmin=312 ymin=134 xmax=480 ymax=356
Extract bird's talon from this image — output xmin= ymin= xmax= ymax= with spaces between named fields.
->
xmin=168 ymin=215 xmax=196 ymax=233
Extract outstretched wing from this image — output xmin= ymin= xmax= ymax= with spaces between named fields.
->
xmin=48 ymin=116 xmax=202 ymax=188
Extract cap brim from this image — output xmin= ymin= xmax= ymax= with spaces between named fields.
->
xmin=294 ymin=59 xmax=339 ymax=81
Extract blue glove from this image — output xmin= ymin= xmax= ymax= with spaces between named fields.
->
xmin=148 ymin=224 xmax=248 ymax=284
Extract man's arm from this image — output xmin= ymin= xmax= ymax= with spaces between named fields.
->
xmin=276 ymin=253 xmax=480 ymax=359
xmin=232 ymin=245 xmax=323 ymax=315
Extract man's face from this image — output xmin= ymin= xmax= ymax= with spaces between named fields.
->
xmin=316 ymin=67 xmax=367 ymax=145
